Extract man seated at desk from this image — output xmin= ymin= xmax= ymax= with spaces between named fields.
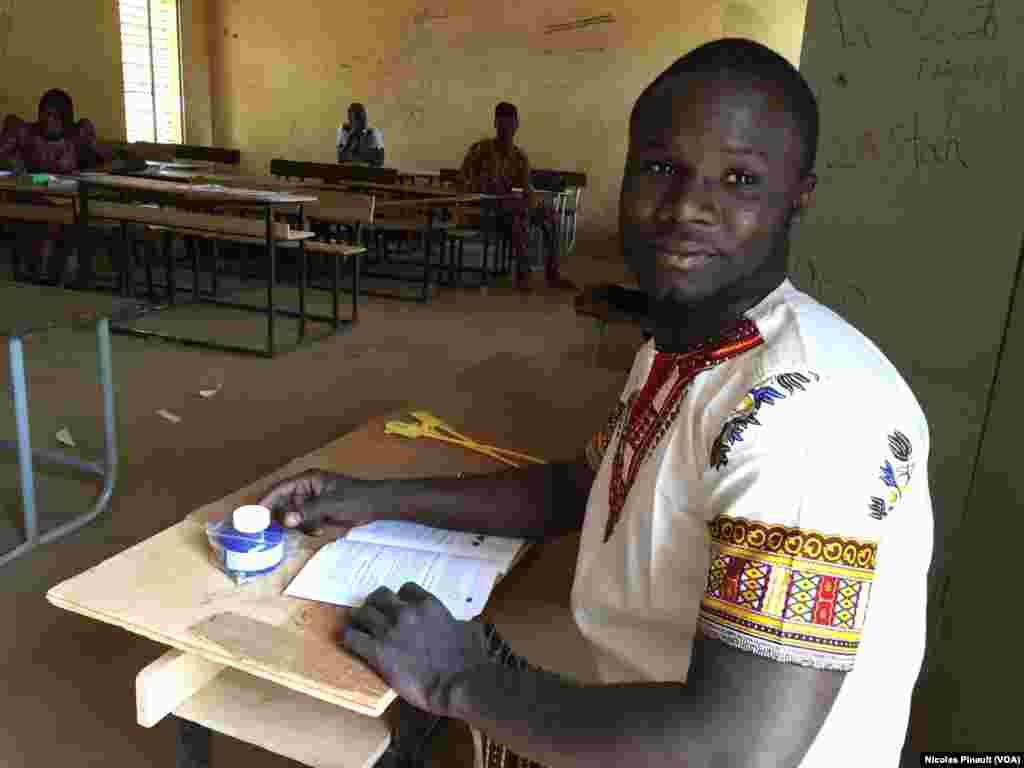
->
xmin=0 ymin=88 xmax=110 ymax=285
xmin=337 ymin=103 xmax=385 ymax=167
xmin=458 ymin=102 xmax=572 ymax=292
xmin=262 ymin=39 xmax=932 ymax=768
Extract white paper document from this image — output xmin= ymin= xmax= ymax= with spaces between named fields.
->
xmin=285 ymin=539 xmax=505 ymax=620
xmin=346 ymin=521 xmax=523 ymax=572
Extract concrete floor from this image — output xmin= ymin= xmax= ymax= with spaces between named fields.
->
xmin=0 ymin=242 xmax=645 ymax=767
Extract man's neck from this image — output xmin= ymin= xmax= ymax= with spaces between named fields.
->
xmin=650 ymin=272 xmax=786 ymax=352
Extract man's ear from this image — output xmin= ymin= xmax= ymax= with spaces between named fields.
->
xmin=788 ymin=174 xmax=817 ymax=224
xmin=793 ymin=173 xmax=817 ymax=221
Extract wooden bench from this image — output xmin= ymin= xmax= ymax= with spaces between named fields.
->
xmin=90 ymin=202 xmax=296 ymax=240
xmin=0 ymin=202 xmax=76 ymax=226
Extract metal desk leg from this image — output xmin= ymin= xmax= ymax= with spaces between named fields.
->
xmin=9 ymin=336 xmax=38 ymax=547
xmin=421 ymin=218 xmax=432 ymax=303
xmin=189 ymin=238 xmax=200 ymax=302
xmin=351 ymin=250 xmax=360 ymax=325
xmin=265 ymin=208 xmax=276 ymax=358
xmin=210 ymin=241 xmax=220 ymax=298
xmin=298 ymin=240 xmax=307 ymax=341
xmin=332 ymin=249 xmax=340 ymax=329
xmin=175 ymin=717 xmax=211 ymax=768
xmin=0 ymin=318 xmax=118 ymax=568
xmin=163 ymin=231 xmax=176 ymax=305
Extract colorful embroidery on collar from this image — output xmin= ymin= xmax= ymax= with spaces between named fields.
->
xmin=603 ymin=318 xmax=764 ymax=543
xmin=868 ymin=430 xmax=914 ymax=521
xmin=585 ymin=400 xmax=627 ymax=473
xmin=710 ymin=371 xmax=820 ymax=471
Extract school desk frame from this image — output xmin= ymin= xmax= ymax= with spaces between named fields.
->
xmin=0 ymin=287 xmax=146 ymax=568
xmin=74 ymin=178 xmax=360 ymax=359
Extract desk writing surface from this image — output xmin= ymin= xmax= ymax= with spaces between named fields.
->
xmin=73 ymin=173 xmax=318 ymax=205
xmin=45 ymin=415 xmax=509 ymax=718
xmin=0 ymin=176 xmax=80 ymax=199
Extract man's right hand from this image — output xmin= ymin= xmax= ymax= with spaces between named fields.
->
xmin=257 ymin=469 xmax=376 ymax=536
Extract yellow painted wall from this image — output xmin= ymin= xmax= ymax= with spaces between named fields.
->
xmin=180 ymin=0 xmax=214 ymax=145
xmin=0 ymin=0 xmax=125 ymax=141
xmin=204 ymin=0 xmax=807 ymax=242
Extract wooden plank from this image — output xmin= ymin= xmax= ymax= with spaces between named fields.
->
xmin=304 ymin=190 xmax=375 ymax=226
xmin=136 ymin=649 xmax=227 ymax=727
xmin=0 ymin=203 xmax=76 ymax=225
xmin=75 ymin=173 xmax=317 ymax=204
xmin=91 ymin=202 xmax=292 ymax=240
xmin=46 ymin=521 xmax=395 ymax=717
xmin=174 ymin=667 xmax=390 ymax=768
xmin=191 ymin=613 xmax=390 ymax=715
xmin=374 ymin=194 xmax=492 ymax=210
xmin=305 ymin=241 xmax=365 ymax=259
xmin=145 ymin=224 xmax=317 ymax=245
xmin=0 ymin=177 xmax=80 ymax=199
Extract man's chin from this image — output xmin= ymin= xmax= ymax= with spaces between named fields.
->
xmin=650 ymin=274 xmax=715 ymax=306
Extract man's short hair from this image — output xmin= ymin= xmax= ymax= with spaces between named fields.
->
xmin=348 ymin=103 xmax=368 ymax=122
xmin=633 ymin=38 xmax=819 ymax=177
xmin=39 ymin=89 xmax=75 ymax=131
xmin=495 ymin=102 xmax=518 ymax=120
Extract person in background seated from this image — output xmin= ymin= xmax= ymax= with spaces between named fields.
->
xmin=337 ymin=103 xmax=385 ymax=167
xmin=0 ymin=89 xmax=107 ymax=173
xmin=458 ymin=102 xmax=572 ymax=292
xmin=0 ymin=89 xmax=111 ymax=285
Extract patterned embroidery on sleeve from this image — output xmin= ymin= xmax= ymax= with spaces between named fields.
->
xmin=698 ymin=515 xmax=878 ymax=671
xmin=710 ymin=372 xmax=820 ymax=470
xmin=868 ymin=430 xmax=915 ymax=520
xmin=585 ymin=400 xmax=627 ymax=472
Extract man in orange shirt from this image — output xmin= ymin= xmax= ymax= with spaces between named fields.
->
xmin=459 ymin=102 xmax=573 ymax=291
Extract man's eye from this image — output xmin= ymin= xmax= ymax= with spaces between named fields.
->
xmin=726 ymin=170 xmax=759 ymax=186
xmin=640 ymin=160 xmax=676 ymax=176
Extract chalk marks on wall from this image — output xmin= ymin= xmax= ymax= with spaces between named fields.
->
xmin=543 ymin=14 xmax=615 ymax=35
xmin=789 ymin=248 xmax=870 ymax=317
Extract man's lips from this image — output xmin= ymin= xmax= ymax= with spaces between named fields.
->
xmin=655 ymin=244 xmax=716 ymax=271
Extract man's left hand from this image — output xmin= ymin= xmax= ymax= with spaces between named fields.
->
xmin=342 ymin=583 xmax=494 ymax=716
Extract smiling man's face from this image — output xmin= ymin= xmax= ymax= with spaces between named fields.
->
xmin=620 ymin=74 xmax=815 ymax=308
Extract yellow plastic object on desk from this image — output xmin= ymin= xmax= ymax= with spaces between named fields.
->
xmin=408 ymin=411 xmax=546 ymax=466
xmin=384 ymin=419 xmax=520 ymax=467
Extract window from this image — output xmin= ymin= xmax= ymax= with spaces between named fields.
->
xmin=117 ymin=0 xmax=184 ymax=143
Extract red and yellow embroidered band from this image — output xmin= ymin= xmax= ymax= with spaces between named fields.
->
xmin=699 ymin=515 xmax=878 ymax=671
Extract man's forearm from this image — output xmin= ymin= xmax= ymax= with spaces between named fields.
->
xmin=350 ymin=460 xmax=591 ymax=539
xmin=449 ymin=663 xmax=691 ymax=767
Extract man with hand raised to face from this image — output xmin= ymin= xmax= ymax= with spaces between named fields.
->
xmin=260 ymin=39 xmax=932 ymax=768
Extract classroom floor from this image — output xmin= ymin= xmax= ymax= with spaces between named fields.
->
xmin=0 ymin=240 xmax=645 ymax=767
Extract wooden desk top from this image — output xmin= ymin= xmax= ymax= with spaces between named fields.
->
xmin=45 ymin=415 xmax=511 ymax=718
xmin=396 ymin=168 xmax=441 ymax=177
xmin=74 ymin=173 xmax=318 ymax=205
xmin=0 ymin=175 xmax=80 ymax=199
xmin=374 ymin=193 xmax=501 ymax=210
